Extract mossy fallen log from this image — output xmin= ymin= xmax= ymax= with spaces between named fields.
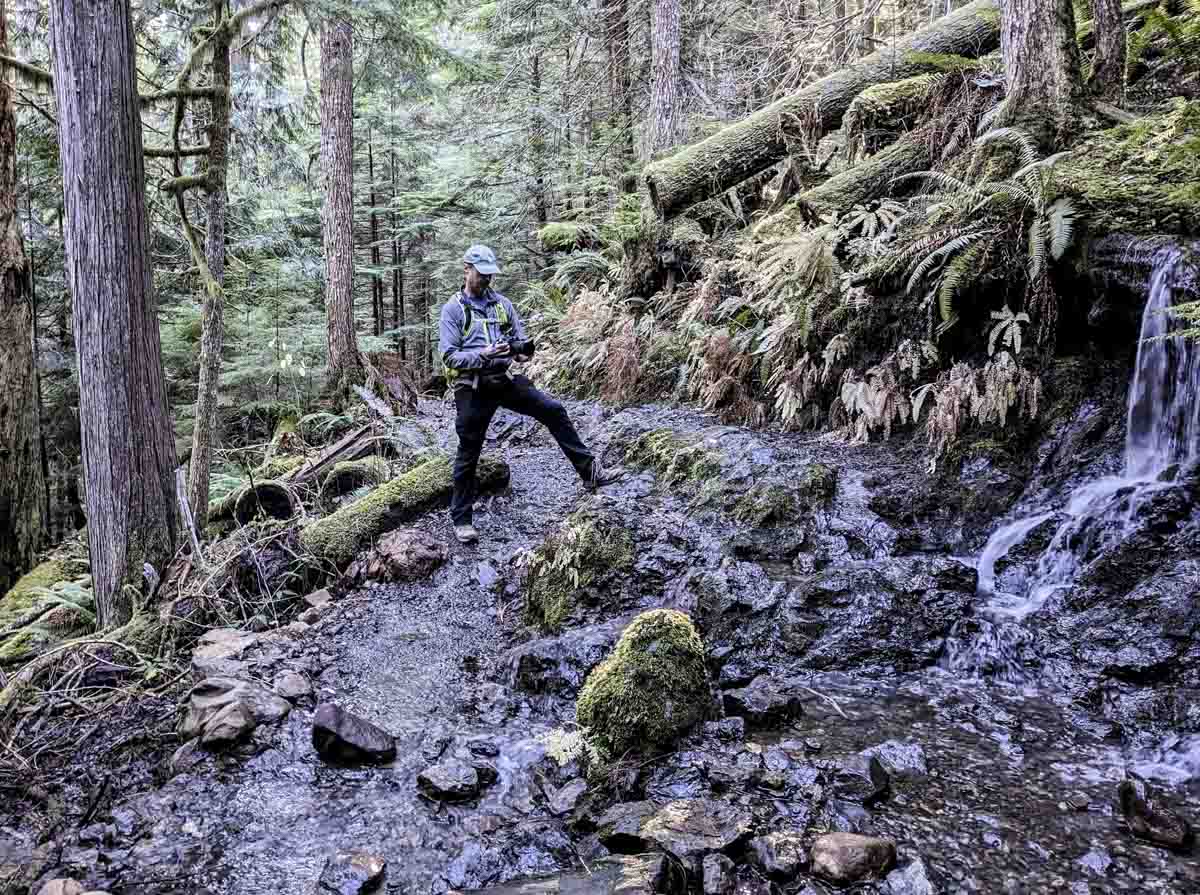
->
xmin=319 ymin=456 xmax=391 ymax=501
xmin=642 ymin=0 xmax=1001 ymax=220
xmin=300 ymin=454 xmax=510 ymax=566
xmin=794 ymin=128 xmax=936 ymax=221
xmin=207 ymin=481 xmax=298 ymax=526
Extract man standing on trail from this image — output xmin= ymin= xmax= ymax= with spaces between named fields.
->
xmin=439 ymin=244 xmax=622 ymax=544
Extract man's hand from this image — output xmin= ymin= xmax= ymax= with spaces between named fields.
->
xmin=481 ymin=342 xmax=511 ymax=359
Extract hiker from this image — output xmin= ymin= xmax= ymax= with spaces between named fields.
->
xmin=438 ymin=244 xmax=622 ymax=544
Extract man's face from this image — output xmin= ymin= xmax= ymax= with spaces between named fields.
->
xmin=464 ymin=263 xmax=492 ymax=293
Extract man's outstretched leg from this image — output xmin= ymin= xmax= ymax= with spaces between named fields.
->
xmin=501 ymin=375 xmax=622 ymax=490
xmin=451 ymin=386 xmax=500 ymax=542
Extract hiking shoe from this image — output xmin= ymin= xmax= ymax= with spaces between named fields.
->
xmin=585 ymin=459 xmax=625 ymax=492
xmin=454 ymin=523 xmax=479 ymax=544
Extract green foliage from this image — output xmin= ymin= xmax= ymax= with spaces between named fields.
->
xmin=576 ymin=610 xmax=710 ymax=757
xmin=523 ymin=505 xmax=634 ymax=631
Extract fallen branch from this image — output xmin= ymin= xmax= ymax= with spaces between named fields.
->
xmin=144 ymin=143 xmax=212 ymax=158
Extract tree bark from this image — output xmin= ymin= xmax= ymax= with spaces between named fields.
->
xmin=48 ymin=0 xmax=178 ymax=628
xmin=320 ymin=17 xmax=363 ymax=394
xmin=187 ymin=0 xmax=231 ymax=531
xmin=530 ymin=50 xmax=550 ymax=226
xmin=1087 ymin=0 xmax=1126 ymax=102
xmin=642 ymin=0 xmax=1001 ymax=220
xmin=0 ymin=0 xmax=48 ymax=595
xmin=603 ymin=0 xmax=636 ymax=186
xmin=996 ymin=0 xmax=1083 ymax=146
xmin=648 ymin=0 xmax=682 ymax=158
xmin=368 ymin=133 xmax=382 ymax=338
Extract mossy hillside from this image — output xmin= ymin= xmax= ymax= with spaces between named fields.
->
xmin=576 ymin=609 xmax=711 ymax=756
xmin=622 ymin=429 xmax=724 ymax=486
xmin=0 ymin=559 xmax=72 ymax=628
xmin=301 ymin=453 xmax=509 ymax=565
xmin=1056 ymin=100 xmax=1200 ymax=237
xmin=524 ymin=505 xmax=635 ymax=631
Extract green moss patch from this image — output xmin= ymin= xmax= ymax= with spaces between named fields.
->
xmin=576 ymin=609 xmax=710 ymax=756
xmin=622 ymin=429 xmax=724 ymax=486
xmin=524 ymin=505 xmax=635 ymax=631
xmin=797 ymin=463 xmax=838 ymax=506
xmin=730 ymin=485 xmax=799 ymax=527
xmin=0 ymin=559 xmax=71 ymax=628
xmin=301 ymin=453 xmax=509 ymax=565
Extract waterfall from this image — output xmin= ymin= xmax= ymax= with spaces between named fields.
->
xmin=945 ymin=247 xmax=1200 ymax=680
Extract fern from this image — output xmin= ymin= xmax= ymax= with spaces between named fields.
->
xmin=1048 ymin=198 xmax=1076 ymax=260
xmin=937 ymin=241 xmax=987 ymax=323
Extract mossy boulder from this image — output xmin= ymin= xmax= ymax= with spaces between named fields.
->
xmin=730 ymin=485 xmax=798 ymax=527
xmin=798 ymin=463 xmax=838 ymax=506
xmin=524 ymin=504 xmax=635 ymax=631
xmin=576 ymin=609 xmax=711 ymax=756
xmin=301 ymin=453 xmax=509 ymax=566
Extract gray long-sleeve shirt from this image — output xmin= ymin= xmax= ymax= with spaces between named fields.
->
xmin=438 ymin=288 xmax=528 ymax=377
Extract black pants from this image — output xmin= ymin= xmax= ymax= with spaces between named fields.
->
xmin=450 ymin=374 xmax=594 ymax=524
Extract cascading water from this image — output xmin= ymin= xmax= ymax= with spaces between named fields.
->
xmin=944 ymin=247 xmax=1200 ymax=682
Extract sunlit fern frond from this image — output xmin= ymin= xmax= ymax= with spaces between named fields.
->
xmin=976 ymin=127 xmax=1040 ymax=169
xmin=1027 ymin=216 xmax=1048 ymax=280
xmin=1048 ymin=197 xmax=1077 ymax=260
xmin=905 ymin=229 xmax=987 ymax=296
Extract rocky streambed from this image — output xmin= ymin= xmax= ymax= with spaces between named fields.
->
xmin=5 ymin=377 xmax=1199 ymax=894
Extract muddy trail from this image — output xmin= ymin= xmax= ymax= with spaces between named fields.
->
xmin=6 ymin=334 xmax=1200 ymax=895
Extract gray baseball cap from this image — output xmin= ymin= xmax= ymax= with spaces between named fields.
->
xmin=463 ymin=244 xmax=501 ymax=275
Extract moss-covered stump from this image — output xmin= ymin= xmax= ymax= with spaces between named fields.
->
xmin=621 ymin=429 xmax=724 ymax=486
xmin=320 ymin=456 xmax=391 ymax=502
xmin=1056 ymin=100 xmax=1200 ymax=238
xmin=524 ymin=504 xmax=635 ymax=631
xmin=577 ymin=609 xmax=711 ymax=757
xmin=301 ymin=454 xmax=510 ymax=566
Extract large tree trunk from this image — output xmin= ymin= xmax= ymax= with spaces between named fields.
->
xmin=647 ymin=0 xmax=682 ymax=158
xmin=603 ymin=0 xmax=636 ymax=186
xmin=187 ymin=0 xmax=231 ymax=531
xmin=368 ymin=133 xmax=382 ymax=338
xmin=1087 ymin=0 xmax=1126 ymax=101
xmin=996 ymin=0 xmax=1083 ymax=146
xmin=0 ymin=0 xmax=47 ymax=595
xmin=642 ymin=0 xmax=1001 ymax=220
xmin=320 ymin=18 xmax=363 ymax=395
xmin=530 ymin=49 xmax=550 ymax=226
xmin=49 ymin=0 xmax=178 ymax=628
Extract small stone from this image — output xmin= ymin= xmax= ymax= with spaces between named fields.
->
xmin=189 ymin=629 xmax=258 ymax=679
xmin=168 ymin=739 xmax=206 ymax=777
xmin=299 ymin=607 xmax=323 ymax=625
xmin=811 ymin=833 xmax=895 ymax=884
xmin=316 ymin=850 xmax=386 ymax=894
xmin=304 ymin=588 xmax=334 ymax=609
xmin=36 ymin=882 xmax=84 ymax=895
xmin=273 ymin=670 xmax=313 ymax=702
xmin=345 ymin=528 xmax=448 ymax=583
xmin=817 ymin=798 xmax=873 ymax=834
xmin=702 ymin=717 xmax=746 ymax=742
xmin=247 ymin=614 xmax=270 ymax=632
xmin=722 ymin=675 xmax=804 ymax=728
xmin=1118 ymin=778 xmax=1193 ymax=850
xmin=747 ymin=830 xmax=807 ymax=880
xmin=417 ymin=758 xmax=481 ymax=801
xmin=550 ymin=778 xmax=588 ymax=816
xmin=880 ymin=857 xmax=938 ymax=895
xmin=199 ymin=700 xmax=255 ymax=748
xmin=862 ymin=740 xmax=928 ymax=778
xmin=312 ymin=703 xmax=396 ymax=765
xmin=178 ymin=676 xmax=291 ymax=742
xmin=826 ymin=753 xmax=890 ymax=805
xmin=702 ymin=854 xmax=735 ymax=895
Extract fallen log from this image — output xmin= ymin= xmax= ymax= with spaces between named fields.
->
xmin=642 ymin=0 xmax=1002 ymax=220
xmin=285 ymin=421 xmax=379 ymax=489
xmin=300 ymin=454 xmax=510 ymax=566
xmin=795 ymin=128 xmax=936 ymax=222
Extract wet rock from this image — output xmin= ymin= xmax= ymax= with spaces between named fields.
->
xmin=177 ymin=676 xmax=290 ymax=743
xmin=595 ymin=801 xmax=658 ymax=850
xmin=646 ymin=755 xmax=710 ymax=801
xmin=504 ymin=615 xmax=632 ymax=696
xmin=1118 ymin=778 xmax=1194 ymax=850
xmin=862 ymin=740 xmax=928 ymax=778
xmin=816 ymin=798 xmax=873 ymax=834
xmin=777 ymin=556 xmax=976 ymax=671
xmin=549 ymin=779 xmax=588 ymax=816
xmin=702 ymin=854 xmax=736 ymax=895
xmin=199 ymin=700 xmax=255 ymax=748
xmin=577 ymin=610 xmax=712 ymax=756
xmin=746 ymin=830 xmax=807 ymax=880
xmin=825 ymin=753 xmax=889 ymax=805
xmin=168 ymin=739 xmax=206 ymax=777
xmin=36 ymin=882 xmax=84 ymax=895
xmin=601 ymin=799 xmax=754 ymax=874
xmin=721 ymin=675 xmax=804 ymax=729
xmin=1077 ymin=846 xmax=1113 ymax=876
xmin=345 ymin=528 xmax=448 ymax=583
xmin=189 ymin=629 xmax=258 ymax=679
xmin=304 ymin=588 xmax=334 ymax=609
xmin=880 ymin=857 xmax=938 ymax=895
xmin=458 ymin=854 xmax=686 ymax=895
xmin=312 ymin=703 xmax=396 ymax=764
xmin=701 ymin=718 xmax=745 ymax=742
xmin=273 ymin=670 xmax=313 ymax=702
xmin=810 ymin=833 xmax=896 ymax=885
xmin=418 ymin=758 xmax=481 ymax=801
xmin=316 ymin=850 xmax=386 ymax=894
